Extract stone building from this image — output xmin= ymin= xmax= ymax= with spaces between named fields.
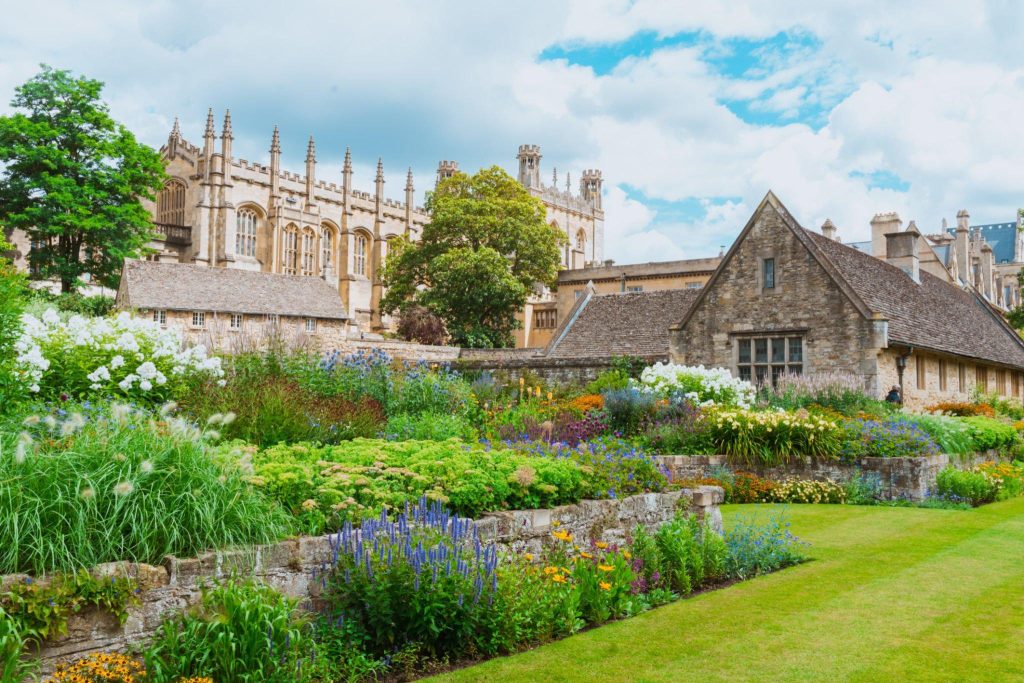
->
xmin=515 ymin=256 xmax=721 ymax=348
xmin=670 ymin=192 xmax=1024 ymax=408
xmin=116 ymin=259 xmax=349 ymax=351
xmin=136 ymin=111 xmax=603 ymax=336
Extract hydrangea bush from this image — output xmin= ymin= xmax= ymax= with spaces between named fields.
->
xmin=14 ymin=310 xmax=223 ymax=404
xmin=635 ymin=363 xmax=755 ymax=409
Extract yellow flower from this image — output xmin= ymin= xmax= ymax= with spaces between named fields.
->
xmin=580 ymin=551 xmax=593 ymax=559
xmin=623 ymin=550 xmax=631 ymax=560
xmin=543 ymin=566 xmax=559 ymax=575
xmin=551 ymin=574 xmax=567 ymax=583
xmin=552 ymin=529 xmax=573 ymax=542
xmin=599 ymin=581 xmax=612 ymax=590
xmin=595 ymin=541 xmax=609 ymax=549
xmin=524 ymin=553 xmax=534 ymax=561
xmin=597 ymin=564 xmax=614 ymax=572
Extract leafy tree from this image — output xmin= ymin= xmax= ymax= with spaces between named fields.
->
xmin=0 ymin=65 xmax=166 ymax=292
xmin=381 ymin=166 xmax=565 ymax=347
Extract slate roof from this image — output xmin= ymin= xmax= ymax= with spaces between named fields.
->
xmin=558 ymin=257 xmax=721 ymax=285
xmin=803 ymin=229 xmax=1024 ymax=368
xmin=118 ymin=260 xmax=348 ymax=320
xmin=546 ymin=288 xmax=700 ymax=359
xmin=946 ymin=222 xmax=1019 ymax=264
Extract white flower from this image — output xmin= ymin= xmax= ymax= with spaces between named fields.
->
xmin=110 ymin=355 xmax=125 ymax=369
xmin=136 ymin=362 xmax=158 ymax=380
xmin=41 ymin=309 xmax=60 ymax=325
xmin=87 ymin=366 xmax=111 ymax=383
xmin=217 ymin=379 xmax=226 ymax=387
xmin=139 ymin=379 xmax=153 ymax=391
xmin=118 ymin=374 xmax=138 ymax=391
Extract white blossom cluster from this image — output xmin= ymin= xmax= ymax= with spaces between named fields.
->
xmin=14 ymin=309 xmax=224 ymax=399
xmin=635 ymin=362 xmax=755 ymax=409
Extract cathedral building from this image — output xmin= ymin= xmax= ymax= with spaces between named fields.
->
xmin=142 ymin=110 xmax=604 ymax=335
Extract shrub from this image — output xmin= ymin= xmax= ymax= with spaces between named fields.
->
xmin=387 ymin=364 xmax=475 ymax=417
xmin=0 ymin=403 xmax=289 ymax=574
xmin=0 ymin=253 xmax=27 ymax=411
xmin=182 ymin=374 xmax=386 ymax=447
xmin=977 ymin=461 xmax=1024 ymax=499
xmin=973 ymin=392 xmax=1024 ymax=420
xmin=902 ymin=414 xmax=975 ymax=454
xmin=630 ymin=512 xmax=727 ymax=597
xmin=513 ymin=438 xmax=670 ymax=499
xmin=961 ymin=416 xmax=1020 ymax=451
xmin=396 ymin=304 xmax=448 ymax=345
xmin=840 ymin=418 xmax=939 ymax=459
xmin=26 ymin=290 xmax=116 ymax=317
xmin=602 ymin=387 xmax=657 ymax=435
xmin=144 ymin=579 xmax=318 ymax=683
xmin=935 ymin=467 xmax=999 ymax=506
xmin=315 ymin=348 xmax=395 ymax=406
xmin=494 ymin=411 xmax=610 ymax=447
xmin=640 ymin=402 xmax=713 ymax=454
xmin=585 ymin=369 xmax=629 ymax=395
xmin=724 ymin=514 xmax=807 ymax=579
xmin=14 ymin=310 xmax=223 ymax=404
xmin=924 ymin=401 xmax=995 ymax=418
xmin=385 ymin=412 xmax=476 ymax=441
xmin=705 ymin=409 xmax=842 ymax=466
xmin=763 ymin=372 xmax=883 ymax=416
xmin=636 ymin=362 xmax=755 ymax=408
xmin=724 ymin=471 xmax=778 ymax=504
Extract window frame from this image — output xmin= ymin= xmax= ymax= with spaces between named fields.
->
xmin=229 ymin=313 xmax=243 ymax=330
xmin=305 ymin=318 xmax=317 ymax=333
xmin=191 ymin=311 xmax=206 ymax=329
xmin=735 ymin=334 xmax=804 ymax=386
xmin=235 ymin=208 xmax=258 ymax=257
xmin=762 ymin=257 xmax=776 ymax=290
xmin=152 ymin=310 xmax=167 ymax=326
xmin=353 ymin=232 xmax=369 ymax=276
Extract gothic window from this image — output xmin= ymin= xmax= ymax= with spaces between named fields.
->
xmin=283 ymin=225 xmax=299 ymax=275
xmin=354 ymin=232 xmax=369 ymax=276
xmin=320 ymin=227 xmax=334 ymax=271
xmin=236 ymin=208 xmax=258 ymax=257
xmin=157 ymin=179 xmax=187 ymax=226
xmin=301 ymin=228 xmax=316 ymax=276
xmin=736 ymin=335 xmax=803 ymax=386
xmin=576 ymin=230 xmax=586 ymax=251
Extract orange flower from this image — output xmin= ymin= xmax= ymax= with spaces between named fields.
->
xmin=551 ymin=574 xmax=567 ymax=583
xmin=580 ymin=551 xmax=593 ymax=559
xmin=599 ymin=581 xmax=612 ymax=590
xmin=595 ymin=541 xmax=609 ymax=549
xmin=597 ymin=564 xmax=614 ymax=572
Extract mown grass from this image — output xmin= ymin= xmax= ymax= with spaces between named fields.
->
xmin=434 ymin=500 xmax=1024 ymax=682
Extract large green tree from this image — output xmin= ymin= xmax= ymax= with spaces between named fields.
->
xmin=0 ymin=65 xmax=166 ymax=292
xmin=382 ymin=166 xmax=566 ymax=348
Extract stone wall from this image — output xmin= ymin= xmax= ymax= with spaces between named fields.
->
xmin=455 ymin=353 xmax=648 ymax=384
xmin=23 ymin=487 xmax=722 ymax=674
xmin=657 ymin=453 xmax=1000 ymax=501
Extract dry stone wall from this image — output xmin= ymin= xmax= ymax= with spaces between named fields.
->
xmin=24 ymin=487 xmax=722 ymax=674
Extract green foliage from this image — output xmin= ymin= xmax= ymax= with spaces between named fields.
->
xmin=630 ymin=513 xmax=727 ymax=597
xmin=585 ymin=369 xmax=630 ymax=395
xmin=144 ymin=579 xmax=319 ymax=683
xmin=246 ymin=439 xmax=586 ymax=534
xmin=723 ymin=514 xmax=807 ymax=580
xmin=705 ymin=409 xmax=842 ymax=466
xmin=381 ymin=166 xmax=566 ymax=348
xmin=385 ymin=412 xmax=476 ymax=441
xmin=601 ymin=387 xmax=657 ymax=435
xmin=0 ymin=402 xmax=289 ymax=574
xmin=0 ymin=609 xmax=35 ymax=683
xmin=388 ymin=366 xmax=476 ymax=417
xmin=2 ymin=570 xmax=136 ymax=645
xmin=840 ymin=417 xmax=939 ymax=459
xmin=0 ymin=241 xmax=27 ymax=410
xmin=760 ymin=372 xmax=889 ymax=417
xmin=610 ymin=355 xmax=648 ymax=380
xmin=901 ymin=414 xmax=976 ymax=454
xmin=935 ymin=467 xmax=999 ymax=507
xmin=961 ymin=416 xmax=1020 ymax=451
xmin=25 ymin=289 xmax=115 ymax=317
xmin=0 ymin=66 xmax=165 ymax=292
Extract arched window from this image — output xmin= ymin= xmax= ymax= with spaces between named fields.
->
xmin=576 ymin=229 xmax=586 ymax=251
xmin=283 ymin=224 xmax=299 ymax=275
xmin=236 ymin=208 xmax=258 ymax=257
xmin=320 ymin=226 xmax=334 ymax=271
xmin=156 ymin=179 xmax=186 ymax=226
xmin=354 ymin=232 xmax=369 ymax=276
xmin=301 ymin=227 xmax=316 ymax=276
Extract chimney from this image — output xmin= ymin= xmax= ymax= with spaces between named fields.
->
xmin=871 ymin=212 xmax=902 ymax=258
xmin=885 ymin=223 xmax=920 ymax=284
xmin=821 ymin=218 xmax=837 ymax=241
xmin=981 ymin=241 xmax=994 ymax=300
xmin=955 ymin=209 xmax=970 ymax=285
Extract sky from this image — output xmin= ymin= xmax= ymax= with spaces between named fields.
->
xmin=1 ymin=0 xmax=1022 ymax=263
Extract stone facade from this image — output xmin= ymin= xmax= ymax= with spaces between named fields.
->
xmin=657 ymin=453 xmax=1001 ymax=502
xmin=22 ymin=487 xmax=721 ymax=673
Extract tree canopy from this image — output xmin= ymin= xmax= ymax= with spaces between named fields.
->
xmin=0 ymin=65 xmax=166 ymax=292
xmin=381 ymin=166 xmax=565 ymax=348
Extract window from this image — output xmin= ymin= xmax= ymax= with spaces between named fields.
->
xmin=156 ymin=179 xmax=186 ymax=226
xmin=762 ymin=258 xmax=776 ymax=290
xmin=230 ymin=314 xmax=243 ymax=330
xmin=626 ymin=286 xmax=643 ymax=293
xmin=235 ymin=209 xmax=258 ymax=257
xmin=958 ymin=363 xmax=966 ymax=392
xmin=576 ymin=230 xmax=586 ymax=251
xmin=191 ymin=311 xmax=206 ymax=328
xmin=916 ymin=356 xmax=927 ymax=390
xmin=685 ymin=282 xmax=703 ymax=289
xmin=997 ymin=369 xmax=1006 ymax=395
xmin=534 ymin=309 xmax=557 ymax=329
xmin=736 ymin=335 xmax=803 ymax=385
xmin=354 ymin=233 xmax=369 ymax=276
xmin=938 ymin=359 xmax=947 ymax=391
xmin=301 ymin=228 xmax=316 ymax=276
xmin=283 ymin=226 xmax=299 ymax=275
xmin=305 ymin=318 xmax=317 ymax=333
xmin=321 ymin=227 xmax=333 ymax=271
xmin=152 ymin=310 xmax=166 ymax=326
xmin=977 ymin=366 xmax=988 ymax=393
xmin=1013 ymin=372 xmax=1020 ymax=398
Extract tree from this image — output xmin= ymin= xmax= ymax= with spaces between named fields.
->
xmin=0 ymin=234 xmax=27 ymax=409
xmin=381 ymin=166 xmax=565 ymax=348
xmin=0 ymin=65 xmax=166 ymax=292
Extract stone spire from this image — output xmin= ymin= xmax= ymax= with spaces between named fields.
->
xmin=202 ymin=108 xmax=215 ymax=155
xmin=342 ymin=147 xmax=353 ymax=194
xmin=167 ymin=117 xmax=181 ymax=157
xmin=269 ymin=126 xmax=281 ymax=199
xmin=220 ymin=110 xmax=233 ymax=162
xmin=170 ymin=117 xmax=181 ymax=138
xmin=376 ymin=157 xmax=385 ymax=184
xmin=405 ymin=167 xmax=414 ymax=193
xmin=566 ymin=172 xmax=571 ymax=193
xmin=552 ymin=167 xmax=558 ymax=189
xmin=404 ymin=167 xmax=415 ymax=236
xmin=305 ymin=136 xmax=316 ymax=204
xmin=270 ymin=125 xmax=281 ymax=154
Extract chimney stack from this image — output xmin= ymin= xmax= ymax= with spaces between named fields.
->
xmin=821 ymin=218 xmax=837 ymax=241
xmin=870 ymin=212 xmax=902 ymax=258
xmin=885 ymin=222 xmax=920 ymax=284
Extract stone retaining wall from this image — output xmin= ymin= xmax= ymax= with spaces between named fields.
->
xmin=23 ymin=487 xmax=722 ymax=674
xmin=657 ymin=452 xmax=1001 ymax=501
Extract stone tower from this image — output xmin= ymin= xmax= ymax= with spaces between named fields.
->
xmin=517 ymin=144 xmax=542 ymax=189
xmin=436 ymin=160 xmax=459 ymax=184
xmin=579 ymin=170 xmax=603 ymax=210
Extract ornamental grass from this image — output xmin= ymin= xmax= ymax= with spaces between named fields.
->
xmin=704 ymin=409 xmax=842 ymax=467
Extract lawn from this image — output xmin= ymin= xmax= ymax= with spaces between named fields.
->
xmin=435 ymin=499 xmax=1024 ymax=682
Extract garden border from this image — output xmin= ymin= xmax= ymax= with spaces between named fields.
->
xmin=16 ymin=486 xmax=723 ymax=674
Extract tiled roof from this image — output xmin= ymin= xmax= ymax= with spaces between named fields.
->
xmin=946 ymin=222 xmax=1019 ymax=264
xmin=547 ymin=288 xmax=700 ymax=359
xmin=118 ymin=260 xmax=348 ymax=320
xmin=804 ymin=230 xmax=1024 ymax=368
xmin=558 ymin=257 xmax=721 ymax=284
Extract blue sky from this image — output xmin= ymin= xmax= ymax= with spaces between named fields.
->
xmin=1 ymin=0 xmax=1022 ymax=263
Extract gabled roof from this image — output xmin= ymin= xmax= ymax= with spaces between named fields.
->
xmin=545 ymin=288 xmax=700 ymax=359
xmin=674 ymin=192 xmax=1024 ymax=369
xmin=117 ymin=260 xmax=348 ymax=320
